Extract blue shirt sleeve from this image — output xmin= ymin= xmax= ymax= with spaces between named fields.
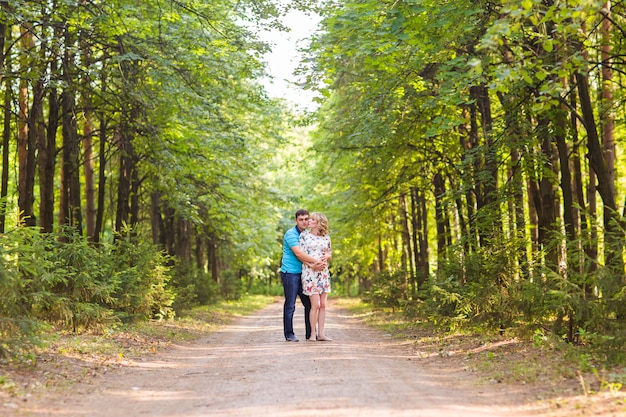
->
xmin=281 ymin=227 xmax=303 ymax=273
xmin=285 ymin=228 xmax=300 ymax=249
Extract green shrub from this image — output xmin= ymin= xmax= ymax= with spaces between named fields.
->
xmin=108 ymin=233 xmax=175 ymax=322
xmin=0 ymin=227 xmax=50 ymax=357
xmin=363 ymin=270 xmax=409 ymax=311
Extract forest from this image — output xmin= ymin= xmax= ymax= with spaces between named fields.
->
xmin=1 ymin=0 xmax=625 ymax=363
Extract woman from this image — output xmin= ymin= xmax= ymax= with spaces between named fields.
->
xmin=300 ymin=212 xmax=332 ymax=341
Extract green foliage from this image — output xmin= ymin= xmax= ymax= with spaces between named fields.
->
xmin=0 ymin=225 xmax=177 ymax=359
xmin=169 ymin=262 xmax=218 ymax=313
xmin=363 ymin=271 xmax=409 ymax=311
xmin=108 ymin=232 xmax=175 ymax=322
xmin=31 ymin=228 xmax=118 ymax=333
xmin=418 ymin=236 xmax=538 ymax=333
xmin=0 ymin=227 xmax=51 ymax=358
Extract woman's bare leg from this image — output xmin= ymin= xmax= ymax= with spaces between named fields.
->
xmin=317 ymin=293 xmax=331 ymax=341
xmin=309 ymin=293 xmax=320 ymax=340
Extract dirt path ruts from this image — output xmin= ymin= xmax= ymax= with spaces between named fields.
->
xmin=7 ymin=300 xmax=549 ymax=417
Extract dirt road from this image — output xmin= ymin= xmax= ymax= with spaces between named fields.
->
xmin=7 ymin=300 xmax=556 ymax=416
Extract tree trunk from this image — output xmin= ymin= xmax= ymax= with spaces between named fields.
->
xmin=433 ymin=172 xmax=449 ymax=263
xmin=536 ymin=116 xmax=560 ymax=267
xmin=409 ymin=187 xmax=420 ymax=295
xmin=114 ymin=42 xmax=140 ymax=237
xmin=471 ymin=84 xmax=500 ymax=244
xmin=554 ymin=107 xmax=575 ymax=241
xmin=93 ymin=91 xmax=109 ymax=244
xmin=568 ymin=76 xmax=589 ymax=277
xmin=82 ymin=94 xmax=96 ymax=238
xmin=0 ymin=82 xmax=8 ymax=233
xmin=150 ymin=191 xmax=164 ymax=246
xmin=28 ymin=73 xmax=45 ymax=229
xmin=575 ymin=71 xmax=624 ymax=291
xmin=129 ymin=148 xmax=140 ymax=232
xmin=208 ymin=232 xmax=219 ymax=285
xmin=399 ymin=193 xmax=414 ymax=293
xmin=18 ymin=24 xmax=36 ymax=227
xmin=115 ymin=125 xmax=133 ymax=235
xmin=59 ymin=23 xmax=83 ymax=233
xmin=412 ymin=188 xmax=429 ymax=289
xmin=79 ymin=0 xmax=96 ymax=240
xmin=600 ymin=1 xmax=614 ymax=191
xmin=177 ymin=218 xmax=192 ymax=262
xmin=0 ymin=18 xmax=8 ymax=233
xmin=465 ymin=100 xmax=482 ymax=248
xmin=195 ymin=229 xmax=205 ymax=272
xmin=39 ymin=50 xmax=60 ymax=234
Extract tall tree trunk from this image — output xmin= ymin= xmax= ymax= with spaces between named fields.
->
xmin=28 ymin=72 xmax=45 ymax=229
xmin=208 ymin=232 xmax=219 ymax=285
xmin=162 ymin=205 xmax=176 ymax=256
xmin=114 ymin=39 xmax=140 ymax=237
xmin=82 ymin=91 xmax=96 ymax=238
xmin=39 ymin=50 xmax=60 ymax=234
xmin=465 ymin=101 xmax=481 ymax=249
xmin=195 ymin=228 xmax=205 ymax=272
xmin=586 ymin=167 xmax=598 ymax=271
xmin=32 ymin=26 xmax=52 ymax=231
xmin=398 ymin=193 xmax=414 ymax=293
xmin=79 ymin=0 xmax=96 ymax=240
xmin=93 ymin=84 xmax=109 ymax=244
xmin=496 ymin=90 xmax=526 ymax=249
xmin=471 ymin=84 xmax=500 ymax=244
xmin=433 ymin=172 xmax=449 ymax=263
xmin=60 ymin=24 xmax=82 ymax=232
xmin=575 ymin=71 xmax=624 ymax=292
xmin=535 ymin=116 xmax=560 ymax=268
xmin=554 ymin=107 xmax=575 ymax=242
xmin=598 ymin=2 xmax=622 ymax=284
xmin=409 ymin=187 xmax=420 ymax=295
xmin=0 ymin=82 xmax=8 ymax=233
xmin=18 ymin=24 xmax=36 ymax=227
xmin=412 ymin=188 xmax=429 ymax=289
xmin=177 ymin=218 xmax=192 ymax=262
xmin=115 ymin=125 xmax=133 ymax=235
xmin=600 ymin=1 xmax=614 ymax=191
xmin=129 ymin=145 xmax=140 ymax=231
xmin=150 ymin=191 xmax=164 ymax=246
xmin=0 ymin=16 xmax=8 ymax=233
xmin=449 ymin=176 xmax=468 ymax=253
xmin=568 ymin=77 xmax=589 ymax=277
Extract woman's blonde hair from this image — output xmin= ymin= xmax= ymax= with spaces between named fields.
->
xmin=310 ymin=212 xmax=329 ymax=236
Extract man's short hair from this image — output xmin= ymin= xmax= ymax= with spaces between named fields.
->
xmin=295 ymin=209 xmax=309 ymax=219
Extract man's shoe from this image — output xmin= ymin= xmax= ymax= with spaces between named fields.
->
xmin=286 ymin=335 xmax=299 ymax=342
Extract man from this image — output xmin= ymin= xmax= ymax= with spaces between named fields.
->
xmin=280 ymin=209 xmax=324 ymax=342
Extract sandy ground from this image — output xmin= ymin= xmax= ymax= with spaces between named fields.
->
xmin=1 ymin=299 xmax=622 ymax=417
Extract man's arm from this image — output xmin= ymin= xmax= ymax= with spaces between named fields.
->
xmin=291 ymin=246 xmax=318 ymax=264
xmin=292 ymin=246 xmax=326 ymax=271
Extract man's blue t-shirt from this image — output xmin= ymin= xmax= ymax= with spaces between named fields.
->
xmin=281 ymin=226 xmax=302 ymax=273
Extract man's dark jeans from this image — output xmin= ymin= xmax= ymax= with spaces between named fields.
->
xmin=281 ymin=272 xmax=311 ymax=340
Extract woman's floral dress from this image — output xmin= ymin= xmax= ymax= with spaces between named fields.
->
xmin=300 ymin=230 xmax=332 ymax=296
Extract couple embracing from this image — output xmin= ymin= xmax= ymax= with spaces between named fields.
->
xmin=280 ymin=209 xmax=332 ymax=342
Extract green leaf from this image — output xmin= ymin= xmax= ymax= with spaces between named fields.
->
xmin=543 ymin=39 xmax=553 ymax=53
